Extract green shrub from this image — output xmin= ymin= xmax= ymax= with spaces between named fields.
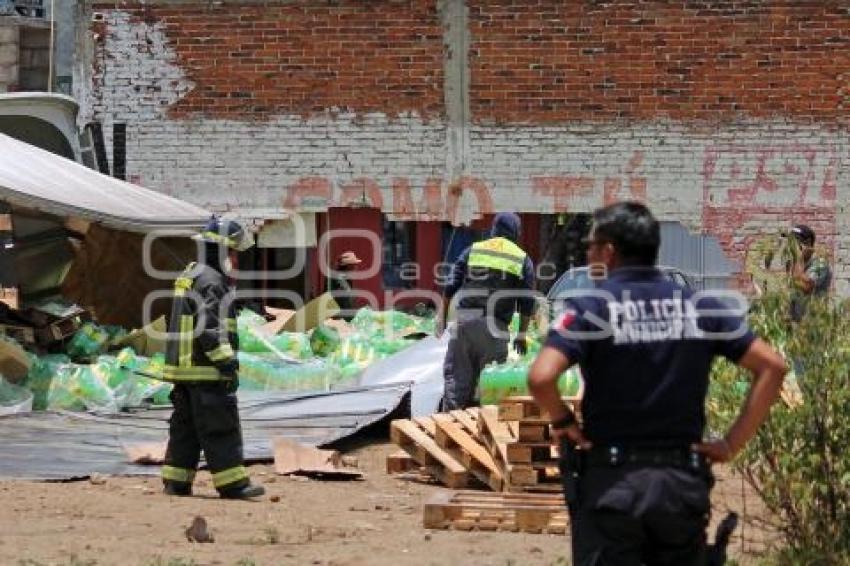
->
xmin=708 ymin=287 xmax=850 ymax=562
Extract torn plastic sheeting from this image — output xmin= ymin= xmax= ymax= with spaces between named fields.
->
xmin=0 ymin=382 xmax=410 ymax=480
xmin=356 ymin=333 xmax=449 ymax=417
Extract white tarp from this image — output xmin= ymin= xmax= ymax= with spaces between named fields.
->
xmin=0 ymin=133 xmax=209 ymax=233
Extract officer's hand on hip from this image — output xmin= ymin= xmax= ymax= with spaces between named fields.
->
xmin=552 ymin=423 xmax=592 ymax=451
xmin=691 ymin=437 xmax=734 ymax=464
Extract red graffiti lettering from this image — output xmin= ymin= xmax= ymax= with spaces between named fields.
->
xmin=531 ymin=177 xmax=594 ymax=213
xmin=283 ymin=177 xmax=332 ymax=209
xmin=444 ymin=177 xmax=494 ymax=225
xmin=339 ymin=177 xmax=384 ymax=209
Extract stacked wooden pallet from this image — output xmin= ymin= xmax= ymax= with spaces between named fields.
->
xmin=390 ymin=396 xmax=578 ymax=533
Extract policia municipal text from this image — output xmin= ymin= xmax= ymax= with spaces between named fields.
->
xmin=529 ymin=202 xmax=787 ymax=565
xmin=160 ymin=218 xmax=265 ymax=499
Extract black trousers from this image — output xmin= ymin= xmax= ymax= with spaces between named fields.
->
xmin=163 ymin=382 xmax=248 ymax=492
xmin=442 ymin=317 xmax=509 ymax=411
xmin=564 ymin=462 xmax=712 ymax=566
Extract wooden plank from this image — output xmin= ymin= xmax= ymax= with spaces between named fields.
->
xmin=449 ymin=409 xmax=478 ymax=435
xmin=497 ymin=396 xmax=581 ymax=423
xmin=424 ymin=490 xmax=568 ymax=534
xmin=477 ymin=406 xmax=516 ymax=471
xmin=517 ymin=422 xmax=550 ymax=442
xmin=390 ymin=420 xmax=469 ymax=488
xmin=505 ymin=442 xmax=558 ymax=465
xmin=413 ymin=416 xmax=438 ymax=437
xmin=433 ymin=413 xmax=503 ymax=491
xmin=386 ymin=450 xmax=419 ymax=474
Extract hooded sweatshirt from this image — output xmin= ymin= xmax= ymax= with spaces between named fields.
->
xmin=444 ymin=213 xmax=535 ymax=325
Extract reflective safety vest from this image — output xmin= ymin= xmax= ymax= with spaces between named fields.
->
xmin=467 ymin=237 xmax=527 ymax=278
xmin=163 ymin=262 xmax=238 ymax=382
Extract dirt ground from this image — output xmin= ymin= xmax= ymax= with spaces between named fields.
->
xmin=0 ymin=440 xmax=777 ymax=566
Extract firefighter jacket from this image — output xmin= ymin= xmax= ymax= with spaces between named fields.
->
xmin=163 ymin=262 xmax=238 ymax=382
xmin=453 ymin=236 xmax=535 ymax=325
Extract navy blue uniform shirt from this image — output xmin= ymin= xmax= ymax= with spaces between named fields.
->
xmin=545 ymin=266 xmax=755 ymax=446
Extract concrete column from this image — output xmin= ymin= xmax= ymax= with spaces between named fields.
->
xmin=0 ymin=24 xmax=19 ymax=92
xmin=438 ymin=0 xmax=470 ymax=182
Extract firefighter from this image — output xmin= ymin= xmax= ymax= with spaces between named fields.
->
xmin=436 ymin=212 xmax=536 ymax=410
xmin=160 ymin=217 xmax=265 ymax=499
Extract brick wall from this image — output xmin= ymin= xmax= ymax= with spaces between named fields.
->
xmin=78 ymin=1 xmax=850 ymax=293
xmin=469 ymin=1 xmax=850 ymax=124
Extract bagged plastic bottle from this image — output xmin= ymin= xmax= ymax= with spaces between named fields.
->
xmin=310 ymin=324 xmax=341 ymax=357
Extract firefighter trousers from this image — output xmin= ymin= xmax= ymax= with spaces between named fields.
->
xmin=161 ymin=382 xmax=249 ymax=493
xmin=442 ymin=316 xmax=509 ymax=411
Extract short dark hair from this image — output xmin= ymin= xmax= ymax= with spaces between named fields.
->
xmin=791 ymin=224 xmax=815 ymax=246
xmin=591 ymin=201 xmax=660 ymax=266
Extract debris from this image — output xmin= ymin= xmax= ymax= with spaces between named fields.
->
xmin=273 ymin=438 xmax=363 ymax=480
xmin=185 ymin=516 xmax=214 ymax=543
xmin=124 ymin=442 xmax=167 ymax=464
xmin=89 ymin=473 xmax=106 ymax=485
xmin=270 ymin=495 xmax=281 ymax=503
xmin=281 ymin=293 xmax=340 ymax=333
xmin=0 ymin=336 xmax=33 ymax=382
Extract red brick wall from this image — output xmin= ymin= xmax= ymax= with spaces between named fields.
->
xmin=469 ymin=1 xmax=850 ymax=123
xmin=93 ymin=1 xmax=444 ymax=119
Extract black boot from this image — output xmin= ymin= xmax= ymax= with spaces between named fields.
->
xmin=219 ymin=482 xmax=265 ymax=500
xmin=163 ymin=480 xmax=192 ymax=497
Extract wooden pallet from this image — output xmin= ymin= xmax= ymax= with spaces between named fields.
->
xmin=505 ymin=441 xmax=559 ymax=465
xmin=386 ymin=450 xmax=419 ymax=474
xmin=433 ymin=413 xmax=504 ymax=491
xmin=497 ymin=396 xmax=580 ymax=423
xmin=390 ymin=419 xmax=469 ymax=488
xmin=517 ymin=421 xmax=551 ymax=442
xmin=423 ymin=490 xmax=568 ymax=534
xmin=505 ymin=463 xmax=562 ymax=488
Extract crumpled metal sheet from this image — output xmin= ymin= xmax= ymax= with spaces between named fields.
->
xmin=0 ymin=383 xmax=409 ymax=481
xmin=357 ymin=334 xmax=448 ymax=417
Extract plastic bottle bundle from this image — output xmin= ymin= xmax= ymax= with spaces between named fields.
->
xmin=24 ymin=354 xmax=71 ymax=410
xmin=237 ymin=311 xmax=313 ymax=359
xmin=237 ymin=352 xmax=341 ymax=391
xmin=480 ymin=361 xmax=528 ymax=405
xmin=479 ymin=360 xmax=583 ymax=404
xmin=0 ymin=377 xmax=33 ymax=414
xmin=350 ymin=308 xmax=434 ymax=338
xmin=46 ymin=363 xmax=117 ymax=412
xmin=66 ymin=323 xmax=128 ymax=360
xmin=309 ymin=324 xmax=341 ymax=357
xmin=330 ymin=335 xmax=379 ymax=367
xmin=110 ymin=348 xmax=172 ymax=408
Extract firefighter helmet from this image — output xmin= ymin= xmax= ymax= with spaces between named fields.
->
xmin=194 ymin=216 xmax=254 ymax=251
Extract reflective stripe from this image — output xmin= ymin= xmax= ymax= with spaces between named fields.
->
xmin=212 ymin=466 xmax=248 ymax=488
xmin=174 ymin=262 xmax=197 ymax=297
xmin=226 ymin=318 xmax=237 ymax=332
xmin=468 ymin=237 xmax=526 ymax=277
xmin=161 ymin=465 xmax=196 ymax=483
xmin=162 ymin=365 xmax=224 ymax=382
xmin=201 ymin=231 xmax=238 ymax=248
xmin=206 ymin=343 xmax=235 ymax=362
xmin=179 ymin=315 xmax=194 ymax=367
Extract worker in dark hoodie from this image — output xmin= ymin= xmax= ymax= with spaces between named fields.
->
xmin=436 ymin=212 xmax=536 ymax=410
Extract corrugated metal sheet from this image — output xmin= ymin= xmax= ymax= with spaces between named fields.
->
xmin=0 ymin=384 xmax=409 ymax=481
xmin=658 ymin=221 xmax=736 ymax=291
xmin=0 ymin=133 xmax=209 ymax=233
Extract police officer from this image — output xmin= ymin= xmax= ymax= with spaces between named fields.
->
xmin=161 ymin=217 xmax=265 ymax=499
xmin=437 ymin=212 xmax=535 ymax=410
xmin=788 ymin=224 xmax=831 ymax=322
xmin=528 ymin=202 xmax=787 ymax=565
